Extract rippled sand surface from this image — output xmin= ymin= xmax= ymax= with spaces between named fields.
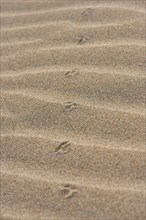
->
xmin=1 ymin=0 xmax=145 ymax=219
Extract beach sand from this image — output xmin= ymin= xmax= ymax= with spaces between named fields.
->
xmin=1 ymin=0 xmax=145 ymax=219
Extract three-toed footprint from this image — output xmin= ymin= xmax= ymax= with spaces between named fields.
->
xmin=77 ymin=36 xmax=88 ymax=44
xmin=65 ymin=69 xmax=79 ymax=77
xmin=81 ymin=8 xmax=92 ymax=16
xmin=55 ymin=141 xmax=71 ymax=154
xmin=61 ymin=184 xmax=77 ymax=199
xmin=64 ymin=102 xmax=78 ymax=111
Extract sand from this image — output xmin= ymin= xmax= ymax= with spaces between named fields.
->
xmin=0 ymin=0 xmax=145 ymax=219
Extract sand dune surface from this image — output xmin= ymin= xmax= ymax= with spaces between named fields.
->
xmin=1 ymin=0 xmax=145 ymax=219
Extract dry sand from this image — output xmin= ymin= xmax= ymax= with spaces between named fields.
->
xmin=0 ymin=0 xmax=146 ymax=219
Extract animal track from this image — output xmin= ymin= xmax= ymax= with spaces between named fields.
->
xmin=81 ymin=8 xmax=92 ymax=16
xmin=77 ymin=36 xmax=88 ymax=44
xmin=55 ymin=141 xmax=70 ymax=154
xmin=64 ymin=102 xmax=78 ymax=111
xmin=65 ymin=69 xmax=79 ymax=77
xmin=61 ymin=184 xmax=77 ymax=199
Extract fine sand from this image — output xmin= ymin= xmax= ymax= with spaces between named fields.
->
xmin=0 ymin=0 xmax=146 ymax=219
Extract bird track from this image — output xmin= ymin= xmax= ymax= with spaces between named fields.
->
xmin=55 ymin=141 xmax=71 ymax=154
xmin=65 ymin=69 xmax=79 ymax=77
xmin=61 ymin=184 xmax=77 ymax=199
xmin=64 ymin=102 xmax=78 ymax=111
xmin=77 ymin=36 xmax=89 ymax=44
xmin=81 ymin=8 xmax=92 ymax=16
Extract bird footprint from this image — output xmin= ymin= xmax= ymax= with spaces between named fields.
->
xmin=77 ymin=36 xmax=88 ymax=44
xmin=61 ymin=184 xmax=77 ymax=199
xmin=65 ymin=69 xmax=79 ymax=77
xmin=55 ymin=141 xmax=70 ymax=154
xmin=64 ymin=102 xmax=78 ymax=111
xmin=81 ymin=8 xmax=92 ymax=16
